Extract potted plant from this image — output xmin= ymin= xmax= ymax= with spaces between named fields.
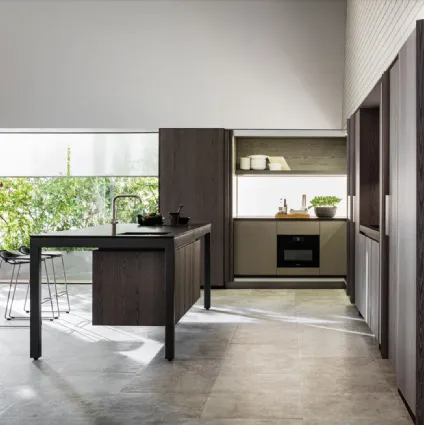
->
xmin=308 ymin=196 xmax=342 ymax=218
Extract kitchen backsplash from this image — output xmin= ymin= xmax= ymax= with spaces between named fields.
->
xmin=236 ymin=176 xmax=347 ymax=217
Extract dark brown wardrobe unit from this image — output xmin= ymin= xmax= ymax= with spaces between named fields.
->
xmin=159 ymin=129 xmax=233 ymax=288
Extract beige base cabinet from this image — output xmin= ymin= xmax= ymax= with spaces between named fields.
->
xmin=234 ymin=220 xmax=277 ymax=275
xmin=319 ymin=221 xmax=347 ymax=275
xmin=234 ymin=219 xmax=346 ymax=277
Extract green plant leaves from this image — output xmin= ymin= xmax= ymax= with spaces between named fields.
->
xmin=308 ymin=196 xmax=342 ymax=208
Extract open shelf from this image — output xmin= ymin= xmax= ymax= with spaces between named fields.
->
xmin=236 ymin=169 xmax=347 ymax=176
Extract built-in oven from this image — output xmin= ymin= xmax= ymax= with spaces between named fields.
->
xmin=277 ymin=235 xmax=320 ymax=268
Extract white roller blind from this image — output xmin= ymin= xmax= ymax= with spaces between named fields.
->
xmin=0 ymin=134 xmax=69 ymax=176
xmin=69 ymin=133 xmax=158 ymax=177
xmin=0 ymin=133 xmax=158 ymax=177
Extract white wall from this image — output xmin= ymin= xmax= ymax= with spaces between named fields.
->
xmin=236 ymin=176 xmax=347 ymax=218
xmin=344 ymin=0 xmax=424 ymax=122
xmin=0 ymin=0 xmax=346 ymax=130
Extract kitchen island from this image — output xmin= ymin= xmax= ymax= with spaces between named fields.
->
xmin=30 ymin=223 xmax=211 ymax=361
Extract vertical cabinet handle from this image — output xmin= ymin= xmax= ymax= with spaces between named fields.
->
xmin=385 ymin=195 xmax=390 ymax=236
xmin=347 ymin=195 xmax=351 ymax=220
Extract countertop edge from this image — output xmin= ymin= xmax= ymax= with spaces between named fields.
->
xmin=234 ymin=217 xmax=348 ymax=221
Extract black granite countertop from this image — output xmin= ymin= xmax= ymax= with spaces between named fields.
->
xmin=234 ymin=217 xmax=348 ymax=221
xmin=31 ymin=223 xmax=211 ymax=239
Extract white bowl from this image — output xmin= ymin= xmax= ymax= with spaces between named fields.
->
xmin=250 ymin=155 xmax=267 ymax=170
xmin=269 ymin=163 xmax=282 ymax=171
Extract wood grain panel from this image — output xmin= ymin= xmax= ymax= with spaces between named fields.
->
xmin=389 ymin=58 xmax=400 ymax=365
xmin=397 ymin=28 xmax=417 ymax=416
xmin=224 ymin=130 xmax=234 ymax=283
xmin=347 ymin=115 xmax=356 ymax=298
xmin=379 ymin=70 xmax=390 ymax=359
xmin=174 ymin=240 xmax=202 ymax=324
xmin=92 ymin=250 xmax=166 ymax=326
xmin=236 ymin=137 xmax=347 ymax=173
xmin=359 ymin=107 xmax=380 ymax=227
xmin=159 ymin=128 xmax=232 ymax=287
xmin=352 ymin=110 xmax=361 ymax=305
xmin=355 ymin=233 xmax=366 ymax=318
xmin=417 ymin=19 xmax=424 ymax=424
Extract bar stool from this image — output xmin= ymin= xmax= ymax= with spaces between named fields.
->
xmin=19 ymin=247 xmax=71 ymax=314
xmin=0 ymin=250 xmax=58 ymax=321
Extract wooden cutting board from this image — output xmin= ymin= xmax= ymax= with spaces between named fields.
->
xmin=275 ymin=213 xmax=311 ymax=219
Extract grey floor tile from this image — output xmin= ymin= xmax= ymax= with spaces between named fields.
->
xmin=194 ymin=420 xmax=303 ymax=425
xmin=231 ymin=324 xmax=298 ymax=344
xmin=302 ymin=392 xmax=410 ymax=419
xmin=86 ymin=392 xmax=208 ymax=421
xmin=211 ymin=373 xmax=302 ymax=393
xmin=301 ymin=372 xmax=393 ymax=393
xmin=0 ymin=286 xmax=413 ymax=425
xmin=122 ymin=359 xmax=221 ymax=394
xmin=201 ymin=390 xmax=302 ymax=420
xmin=303 ymin=419 xmax=414 ymax=425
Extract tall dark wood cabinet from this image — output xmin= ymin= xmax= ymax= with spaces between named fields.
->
xmin=347 ymin=116 xmax=356 ymax=303
xmin=379 ymin=71 xmax=390 ymax=359
xmin=159 ymin=128 xmax=233 ymax=288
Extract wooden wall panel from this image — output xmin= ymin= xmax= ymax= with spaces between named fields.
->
xmin=379 ymin=71 xmax=390 ymax=358
xmin=389 ymin=58 xmax=400 ymax=366
xmin=359 ymin=107 xmax=380 ymax=227
xmin=355 ymin=233 xmax=366 ymax=318
xmin=159 ymin=129 xmax=232 ymax=287
xmin=416 ymin=20 xmax=424 ymax=423
xmin=92 ymin=250 xmax=166 ymax=326
xmin=397 ymin=28 xmax=417 ymax=415
xmin=236 ymin=137 xmax=347 ymax=173
xmin=347 ymin=115 xmax=356 ymax=299
xmin=353 ymin=110 xmax=361 ymax=305
xmin=174 ymin=240 xmax=202 ymax=324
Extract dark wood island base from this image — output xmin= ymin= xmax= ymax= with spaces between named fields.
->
xmin=30 ymin=224 xmax=211 ymax=361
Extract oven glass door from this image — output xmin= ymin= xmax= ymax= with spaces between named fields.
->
xmin=277 ymin=235 xmax=320 ymax=268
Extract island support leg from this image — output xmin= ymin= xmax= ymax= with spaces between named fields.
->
xmin=165 ymin=246 xmax=175 ymax=361
xmin=204 ymin=233 xmax=211 ymax=310
xmin=30 ymin=244 xmax=42 ymax=360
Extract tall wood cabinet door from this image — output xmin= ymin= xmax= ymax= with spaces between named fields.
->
xmin=234 ymin=221 xmax=277 ymax=275
xmin=319 ymin=221 xmax=347 ymax=276
xmin=355 ymin=233 xmax=366 ymax=318
xmin=159 ymin=129 xmax=231 ymax=288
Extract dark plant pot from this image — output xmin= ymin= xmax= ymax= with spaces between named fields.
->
xmin=314 ymin=206 xmax=337 ymax=218
xmin=178 ymin=216 xmax=190 ymax=225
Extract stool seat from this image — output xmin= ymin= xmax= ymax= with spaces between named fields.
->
xmin=42 ymin=251 xmax=64 ymax=258
xmin=0 ymin=249 xmax=58 ymax=321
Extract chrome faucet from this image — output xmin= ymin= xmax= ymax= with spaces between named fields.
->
xmin=111 ymin=194 xmax=142 ymax=234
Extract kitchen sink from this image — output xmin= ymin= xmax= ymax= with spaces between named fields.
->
xmin=118 ymin=232 xmax=170 ymax=236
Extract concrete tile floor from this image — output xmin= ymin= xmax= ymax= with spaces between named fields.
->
xmin=0 ymin=285 xmax=414 ymax=424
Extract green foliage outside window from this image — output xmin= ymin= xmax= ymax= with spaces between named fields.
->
xmin=0 ymin=176 xmax=158 ymax=250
